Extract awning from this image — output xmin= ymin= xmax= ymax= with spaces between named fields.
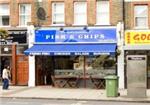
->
xmin=24 ymin=44 xmax=116 ymax=56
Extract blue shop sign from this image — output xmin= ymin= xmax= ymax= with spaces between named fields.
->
xmin=35 ymin=28 xmax=117 ymax=43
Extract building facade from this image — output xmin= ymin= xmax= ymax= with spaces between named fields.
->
xmin=124 ymin=0 xmax=150 ymax=89
xmin=26 ymin=0 xmax=124 ymax=88
xmin=0 ymin=0 xmax=30 ymax=85
xmin=0 ymin=0 xmax=124 ymax=88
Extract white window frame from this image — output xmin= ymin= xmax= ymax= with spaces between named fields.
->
xmin=96 ymin=0 xmax=110 ymax=25
xmin=73 ymin=2 xmax=87 ymax=25
xmin=134 ymin=5 xmax=148 ymax=29
xmin=0 ymin=4 xmax=10 ymax=27
xmin=52 ymin=2 xmax=65 ymax=26
xmin=19 ymin=4 xmax=31 ymax=27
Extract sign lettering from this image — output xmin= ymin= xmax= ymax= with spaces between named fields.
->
xmin=125 ymin=31 xmax=150 ymax=45
xmin=35 ymin=28 xmax=116 ymax=43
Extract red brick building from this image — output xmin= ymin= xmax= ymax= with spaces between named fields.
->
xmin=124 ymin=0 xmax=150 ymax=89
xmin=0 ymin=0 xmax=123 ymax=87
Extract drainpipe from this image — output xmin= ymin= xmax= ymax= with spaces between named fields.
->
xmin=117 ymin=0 xmax=125 ymax=89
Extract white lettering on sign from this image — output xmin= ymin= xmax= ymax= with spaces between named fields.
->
xmin=93 ymin=52 xmax=109 ymax=55
xmin=45 ymin=34 xmax=105 ymax=40
xmin=74 ymin=52 xmax=89 ymax=55
xmin=69 ymin=35 xmax=74 ymax=39
xmin=46 ymin=35 xmax=54 ymax=40
xmin=77 ymin=34 xmax=105 ymax=40
xmin=128 ymin=57 xmax=145 ymax=60
xmin=54 ymin=52 xmax=71 ymax=55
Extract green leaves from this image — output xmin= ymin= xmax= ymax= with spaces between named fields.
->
xmin=0 ymin=28 xmax=9 ymax=39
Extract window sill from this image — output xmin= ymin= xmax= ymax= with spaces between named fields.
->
xmin=133 ymin=27 xmax=149 ymax=30
xmin=95 ymin=23 xmax=110 ymax=26
xmin=0 ymin=25 xmax=11 ymax=27
xmin=17 ymin=25 xmax=28 ymax=28
xmin=72 ymin=24 xmax=88 ymax=26
xmin=51 ymin=24 xmax=65 ymax=27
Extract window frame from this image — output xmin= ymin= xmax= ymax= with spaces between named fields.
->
xmin=19 ymin=4 xmax=31 ymax=27
xmin=0 ymin=4 xmax=10 ymax=27
xmin=52 ymin=2 xmax=65 ymax=26
xmin=73 ymin=1 xmax=87 ymax=25
xmin=96 ymin=0 xmax=110 ymax=25
xmin=134 ymin=4 xmax=149 ymax=29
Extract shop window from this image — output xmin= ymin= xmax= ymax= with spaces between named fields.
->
xmin=9 ymin=31 xmax=27 ymax=44
xmin=54 ymin=56 xmax=116 ymax=76
xmin=1 ymin=45 xmax=12 ymax=54
xmin=96 ymin=0 xmax=110 ymax=25
xmin=134 ymin=5 xmax=148 ymax=29
xmin=19 ymin=4 xmax=31 ymax=26
xmin=86 ymin=56 xmax=116 ymax=70
xmin=35 ymin=56 xmax=116 ymax=87
xmin=74 ymin=2 xmax=87 ymax=25
xmin=52 ymin=2 xmax=65 ymax=25
xmin=0 ymin=4 xmax=10 ymax=26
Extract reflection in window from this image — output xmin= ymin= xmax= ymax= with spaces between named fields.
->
xmin=0 ymin=4 xmax=10 ymax=26
xmin=91 ymin=55 xmax=116 ymax=70
xmin=96 ymin=1 xmax=110 ymax=25
xmin=35 ymin=55 xmax=116 ymax=77
xmin=53 ymin=55 xmax=116 ymax=70
xmin=74 ymin=2 xmax=87 ymax=25
xmin=1 ymin=45 xmax=12 ymax=54
xmin=52 ymin=2 xmax=64 ymax=25
xmin=134 ymin=5 xmax=148 ymax=28
xmin=19 ymin=4 xmax=31 ymax=26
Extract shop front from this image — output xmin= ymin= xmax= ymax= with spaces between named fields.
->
xmin=0 ymin=29 xmax=28 ymax=85
xmin=124 ymin=30 xmax=150 ymax=89
xmin=25 ymin=27 xmax=118 ymax=88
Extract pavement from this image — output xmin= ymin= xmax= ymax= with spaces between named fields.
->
xmin=0 ymin=86 xmax=150 ymax=102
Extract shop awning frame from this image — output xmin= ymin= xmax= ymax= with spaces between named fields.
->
xmin=24 ymin=44 xmax=117 ymax=56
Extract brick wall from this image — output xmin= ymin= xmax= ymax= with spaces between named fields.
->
xmin=10 ymin=0 xmax=19 ymax=26
xmin=65 ymin=0 xmax=73 ymax=26
xmin=110 ymin=0 xmax=123 ymax=25
xmin=87 ymin=0 xmax=96 ymax=25
xmin=124 ymin=2 xmax=132 ymax=29
xmin=124 ymin=1 xmax=150 ymax=29
xmin=0 ymin=0 xmax=123 ymax=27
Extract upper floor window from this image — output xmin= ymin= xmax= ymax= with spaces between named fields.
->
xmin=134 ymin=5 xmax=148 ymax=29
xmin=96 ymin=0 xmax=110 ymax=25
xmin=52 ymin=2 xmax=65 ymax=25
xmin=74 ymin=2 xmax=87 ymax=25
xmin=19 ymin=4 xmax=31 ymax=26
xmin=0 ymin=4 xmax=10 ymax=26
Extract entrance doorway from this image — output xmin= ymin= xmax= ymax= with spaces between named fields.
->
xmin=0 ymin=56 xmax=12 ymax=77
xmin=0 ymin=56 xmax=12 ymax=83
xmin=126 ymin=55 xmax=147 ymax=98
xmin=125 ymin=50 xmax=150 ymax=89
xmin=35 ymin=56 xmax=54 ymax=86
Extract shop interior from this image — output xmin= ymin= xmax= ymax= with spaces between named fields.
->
xmin=35 ymin=55 xmax=116 ymax=88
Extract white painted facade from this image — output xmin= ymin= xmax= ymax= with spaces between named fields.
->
xmin=27 ymin=23 xmax=125 ymax=89
xmin=117 ymin=22 xmax=125 ymax=89
xmin=27 ymin=24 xmax=36 ymax=87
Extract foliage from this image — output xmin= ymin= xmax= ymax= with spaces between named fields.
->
xmin=92 ymin=55 xmax=108 ymax=69
xmin=0 ymin=28 xmax=9 ymax=39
